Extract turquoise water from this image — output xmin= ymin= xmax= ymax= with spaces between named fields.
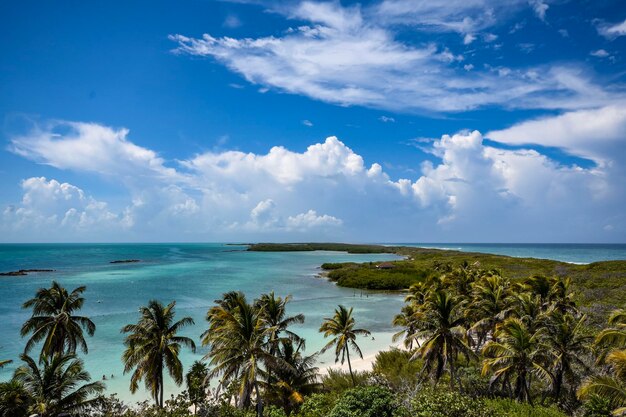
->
xmin=396 ymin=243 xmax=626 ymax=264
xmin=1 ymin=243 xmax=624 ymax=403
xmin=0 ymin=244 xmax=404 ymax=402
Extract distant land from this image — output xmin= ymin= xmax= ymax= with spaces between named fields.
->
xmin=248 ymin=243 xmax=626 ymax=325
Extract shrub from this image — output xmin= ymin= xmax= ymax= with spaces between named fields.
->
xmin=263 ymin=405 xmax=288 ymax=417
xmin=329 ymin=385 xmax=395 ymax=417
xmin=322 ymin=369 xmax=371 ymax=393
xmin=371 ymin=348 xmax=421 ymax=389
xmin=483 ymin=398 xmax=569 ymax=417
xmin=410 ymin=389 xmax=493 ymax=417
xmin=296 ymin=393 xmax=337 ymax=417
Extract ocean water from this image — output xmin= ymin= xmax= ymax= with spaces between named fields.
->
xmin=396 ymin=243 xmax=626 ymax=264
xmin=1 ymin=243 xmax=624 ymax=403
xmin=0 ymin=244 xmax=404 ymax=402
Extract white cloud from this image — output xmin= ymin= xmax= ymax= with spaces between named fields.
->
xmin=590 ymin=49 xmax=610 ymax=58
xmin=2 ymin=177 xmax=123 ymax=241
xmin=463 ymin=33 xmax=477 ymax=45
xmin=3 ymin=119 xmax=625 ymax=242
xmin=529 ymin=0 xmax=549 ymax=21
xmin=302 ymin=119 xmax=314 ymax=127
xmin=379 ymin=116 xmax=395 ymax=123
xmin=223 ymin=14 xmax=242 ymax=29
xmin=287 ymin=210 xmax=342 ymax=230
xmin=169 ymin=1 xmax=620 ymax=113
xmin=464 ymin=64 xmax=474 ymax=71
xmin=597 ymin=19 xmax=626 ymax=39
xmin=487 ymin=105 xmax=626 ymax=168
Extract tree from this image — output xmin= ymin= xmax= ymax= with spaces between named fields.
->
xmin=319 ymin=305 xmax=370 ymax=387
xmin=412 ymin=289 xmax=474 ymax=389
xmin=263 ymin=340 xmax=321 ymax=413
xmin=544 ymin=312 xmax=591 ymax=400
xmin=186 ymin=361 xmax=209 ymax=414
xmin=392 ymin=303 xmax=421 ymax=350
xmin=13 ymin=353 xmax=104 ymax=417
xmin=482 ymin=317 xmax=551 ymax=404
xmin=579 ymin=309 xmax=626 ymax=416
xmin=203 ymin=291 xmax=271 ymax=416
xmin=21 ymin=281 xmax=96 ymax=358
xmin=121 ymin=300 xmax=196 ymax=408
xmin=0 ymin=380 xmax=31 ymax=417
xmin=466 ymin=273 xmax=511 ymax=351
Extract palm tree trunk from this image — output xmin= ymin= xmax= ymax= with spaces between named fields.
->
xmin=159 ymin=361 xmax=164 ymax=408
xmin=254 ymin=379 xmax=263 ymax=417
xmin=345 ymin=347 xmax=355 ymax=386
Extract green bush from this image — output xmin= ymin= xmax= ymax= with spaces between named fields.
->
xmin=371 ymin=348 xmax=421 ymax=389
xmin=329 ymin=385 xmax=395 ymax=417
xmin=411 ymin=389 xmax=493 ymax=417
xmin=263 ymin=405 xmax=288 ymax=417
xmin=322 ymin=369 xmax=371 ymax=393
xmin=296 ymin=393 xmax=337 ymax=417
xmin=483 ymin=398 xmax=569 ymax=417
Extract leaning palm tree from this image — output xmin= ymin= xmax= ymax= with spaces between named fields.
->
xmin=482 ymin=317 xmax=551 ymax=404
xmin=13 ymin=353 xmax=104 ymax=417
xmin=203 ymin=292 xmax=271 ymax=417
xmin=412 ymin=289 xmax=474 ymax=389
xmin=319 ymin=305 xmax=370 ymax=386
xmin=121 ymin=300 xmax=196 ymax=408
xmin=21 ymin=281 xmax=96 ymax=358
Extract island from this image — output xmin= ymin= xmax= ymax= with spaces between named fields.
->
xmin=0 ymin=268 xmax=55 ymax=276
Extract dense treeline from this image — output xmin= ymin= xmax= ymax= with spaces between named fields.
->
xmin=1 ymin=260 xmax=625 ymax=417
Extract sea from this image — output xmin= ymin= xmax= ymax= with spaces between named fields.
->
xmin=0 ymin=243 xmax=624 ymax=402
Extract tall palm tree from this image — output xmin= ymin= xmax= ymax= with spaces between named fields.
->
xmin=121 ymin=300 xmax=196 ymax=408
xmin=319 ymin=305 xmax=370 ymax=386
xmin=412 ymin=289 xmax=473 ymax=389
xmin=203 ymin=292 xmax=271 ymax=416
xmin=544 ymin=312 xmax=591 ymax=399
xmin=21 ymin=281 xmax=96 ymax=358
xmin=13 ymin=353 xmax=104 ymax=417
xmin=482 ymin=317 xmax=551 ymax=404
xmin=255 ymin=292 xmax=305 ymax=357
xmin=578 ymin=309 xmax=626 ymax=416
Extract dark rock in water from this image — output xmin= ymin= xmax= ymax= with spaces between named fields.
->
xmin=0 ymin=269 xmax=55 ymax=276
xmin=110 ymin=259 xmax=141 ymax=264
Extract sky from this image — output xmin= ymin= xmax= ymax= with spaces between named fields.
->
xmin=0 ymin=0 xmax=625 ymax=243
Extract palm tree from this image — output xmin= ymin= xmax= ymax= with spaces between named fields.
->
xmin=544 ymin=312 xmax=591 ymax=400
xmin=466 ymin=274 xmax=511 ymax=351
xmin=0 ymin=359 xmax=10 ymax=369
xmin=412 ymin=289 xmax=473 ymax=389
xmin=121 ymin=300 xmax=196 ymax=408
xmin=263 ymin=340 xmax=321 ymax=414
xmin=578 ymin=309 xmax=626 ymax=416
xmin=392 ymin=303 xmax=421 ymax=350
xmin=186 ymin=361 xmax=209 ymax=414
xmin=203 ymin=292 xmax=271 ymax=416
xmin=21 ymin=281 xmax=96 ymax=358
xmin=13 ymin=353 xmax=104 ymax=417
xmin=319 ymin=305 xmax=370 ymax=386
xmin=255 ymin=292 xmax=305 ymax=357
xmin=0 ymin=380 xmax=32 ymax=417
xmin=482 ymin=317 xmax=551 ymax=404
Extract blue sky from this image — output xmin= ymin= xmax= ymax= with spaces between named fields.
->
xmin=1 ymin=0 xmax=625 ymax=242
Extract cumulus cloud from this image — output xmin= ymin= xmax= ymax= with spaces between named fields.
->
xmin=169 ymin=1 xmax=619 ymax=113
xmin=597 ymin=18 xmax=626 ymax=39
xmin=3 ymin=119 xmax=625 ymax=242
xmin=590 ymin=49 xmax=610 ymax=58
xmin=2 ymin=177 xmax=123 ymax=241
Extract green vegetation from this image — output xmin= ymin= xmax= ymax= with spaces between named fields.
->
xmin=2 ymin=252 xmax=626 ymax=416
